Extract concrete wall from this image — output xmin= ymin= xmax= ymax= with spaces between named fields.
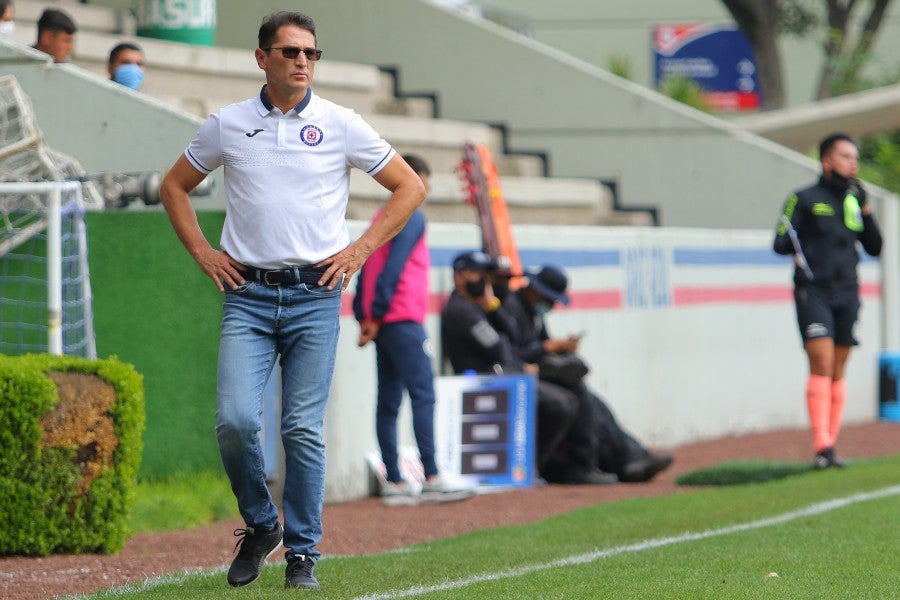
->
xmin=323 ymin=219 xmax=883 ymax=501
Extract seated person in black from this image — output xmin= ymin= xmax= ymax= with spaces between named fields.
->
xmin=440 ymin=250 xmax=616 ymax=484
xmin=501 ymin=264 xmax=673 ymax=483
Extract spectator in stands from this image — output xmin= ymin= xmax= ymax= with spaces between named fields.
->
xmin=353 ymin=154 xmax=473 ymax=506
xmin=0 ymin=1 xmax=15 ymax=40
xmin=159 ymin=11 xmax=425 ymax=592
xmin=33 ymin=8 xmax=76 ymax=63
xmin=440 ymin=250 xmax=616 ymax=484
xmin=503 ymin=265 xmax=674 ymax=483
xmin=107 ymin=42 xmax=145 ymax=90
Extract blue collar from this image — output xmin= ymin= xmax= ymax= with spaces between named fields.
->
xmin=259 ymin=85 xmax=312 ymax=114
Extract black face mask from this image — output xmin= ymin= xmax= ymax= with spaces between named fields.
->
xmin=492 ymin=280 xmax=510 ymax=302
xmin=825 ymin=171 xmax=853 ymax=193
xmin=464 ymin=277 xmax=487 ymax=297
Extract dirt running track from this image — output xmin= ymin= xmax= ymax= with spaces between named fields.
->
xmin=2 ymin=422 xmax=898 ymax=599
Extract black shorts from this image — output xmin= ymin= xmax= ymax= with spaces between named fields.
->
xmin=794 ymin=285 xmax=860 ymax=346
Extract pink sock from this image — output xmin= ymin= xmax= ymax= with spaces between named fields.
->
xmin=829 ymin=379 xmax=847 ymax=446
xmin=806 ymin=375 xmax=832 ymax=452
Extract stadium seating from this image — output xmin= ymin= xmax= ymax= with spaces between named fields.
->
xmin=10 ymin=0 xmax=649 ymax=226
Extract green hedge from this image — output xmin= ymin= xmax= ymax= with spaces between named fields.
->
xmin=0 ymin=354 xmax=144 ymax=555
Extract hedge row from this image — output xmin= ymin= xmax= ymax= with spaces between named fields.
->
xmin=0 ymin=354 xmax=144 ymax=555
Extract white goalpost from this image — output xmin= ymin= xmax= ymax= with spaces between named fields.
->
xmin=0 ymin=180 xmax=96 ymax=358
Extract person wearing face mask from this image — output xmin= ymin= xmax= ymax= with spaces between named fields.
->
xmin=0 ymin=1 xmax=15 ymax=40
xmin=439 ymin=251 xmax=614 ymax=485
xmin=774 ymin=132 xmax=882 ymax=470
xmin=107 ymin=42 xmax=145 ymax=91
xmin=502 ymin=265 xmax=674 ymax=484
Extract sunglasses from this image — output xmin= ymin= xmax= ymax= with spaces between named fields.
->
xmin=264 ymin=46 xmax=323 ymax=61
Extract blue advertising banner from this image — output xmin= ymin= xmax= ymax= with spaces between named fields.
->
xmin=653 ymin=23 xmax=761 ymax=112
xmin=434 ymin=374 xmax=536 ymax=489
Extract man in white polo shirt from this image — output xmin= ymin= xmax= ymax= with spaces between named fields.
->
xmin=159 ymin=11 xmax=425 ymax=592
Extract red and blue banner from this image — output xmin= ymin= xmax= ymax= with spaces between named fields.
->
xmin=653 ymin=23 xmax=761 ymax=112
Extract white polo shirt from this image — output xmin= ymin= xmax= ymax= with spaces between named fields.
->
xmin=184 ymin=87 xmax=395 ymax=269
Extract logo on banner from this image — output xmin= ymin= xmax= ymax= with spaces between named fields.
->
xmin=300 ymin=125 xmax=323 ymax=146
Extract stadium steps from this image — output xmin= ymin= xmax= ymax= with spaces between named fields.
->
xmin=12 ymin=0 xmax=648 ymax=226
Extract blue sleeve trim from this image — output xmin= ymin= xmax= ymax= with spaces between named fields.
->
xmin=185 ymin=148 xmax=212 ymax=173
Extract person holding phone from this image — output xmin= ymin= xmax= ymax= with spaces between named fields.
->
xmin=439 ymin=251 xmax=615 ymax=484
xmin=502 ymin=265 xmax=673 ymax=483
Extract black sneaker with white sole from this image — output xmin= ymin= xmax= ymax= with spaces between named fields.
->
xmin=285 ymin=553 xmax=320 ymax=590
xmin=226 ymin=522 xmax=283 ymax=587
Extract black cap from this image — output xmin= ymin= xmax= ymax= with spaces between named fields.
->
xmin=526 ymin=265 xmax=570 ymax=305
xmin=452 ymin=250 xmax=494 ymax=272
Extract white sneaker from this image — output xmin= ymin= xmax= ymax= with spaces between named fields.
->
xmin=380 ymin=480 xmax=420 ymax=506
xmin=420 ymin=476 xmax=475 ymax=503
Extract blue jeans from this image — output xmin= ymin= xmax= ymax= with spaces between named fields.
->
xmin=374 ymin=320 xmax=437 ymax=482
xmin=216 ymin=279 xmax=341 ymax=559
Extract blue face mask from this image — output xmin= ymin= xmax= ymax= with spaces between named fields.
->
xmin=113 ymin=64 xmax=144 ymax=90
xmin=533 ymin=302 xmax=552 ymax=316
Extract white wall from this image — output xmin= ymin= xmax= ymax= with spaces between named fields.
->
xmin=322 ymin=220 xmax=883 ymax=501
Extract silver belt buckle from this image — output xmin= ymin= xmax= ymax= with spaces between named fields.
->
xmin=263 ymin=270 xmax=280 ymax=285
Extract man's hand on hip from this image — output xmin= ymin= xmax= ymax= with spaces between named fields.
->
xmin=195 ymin=247 xmax=245 ymax=292
xmin=316 ymin=242 xmax=371 ymax=291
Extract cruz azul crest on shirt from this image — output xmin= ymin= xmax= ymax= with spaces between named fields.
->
xmin=300 ymin=124 xmax=324 ymax=146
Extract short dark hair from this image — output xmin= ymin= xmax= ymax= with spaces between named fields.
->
xmin=258 ymin=12 xmax=315 ymax=50
xmin=402 ymin=153 xmax=431 ymax=178
xmin=108 ymin=42 xmax=143 ymax=66
xmin=37 ymin=8 xmax=77 ymax=36
xmin=0 ymin=1 xmax=13 ymax=17
xmin=819 ymin=133 xmax=856 ymax=160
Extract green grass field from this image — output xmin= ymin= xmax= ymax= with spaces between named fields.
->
xmin=75 ymin=455 xmax=899 ymax=599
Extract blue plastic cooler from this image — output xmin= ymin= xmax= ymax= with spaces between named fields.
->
xmin=878 ymin=353 xmax=900 ymax=421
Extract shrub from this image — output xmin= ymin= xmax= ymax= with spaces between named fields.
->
xmin=0 ymin=354 xmax=144 ymax=555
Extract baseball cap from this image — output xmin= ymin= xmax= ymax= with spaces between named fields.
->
xmin=452 ymin=250 xmax=494 ymax=272
xmin=526 ymin=265 xmax=570 ymax=305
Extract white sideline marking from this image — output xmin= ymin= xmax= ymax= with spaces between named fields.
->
xmin=355 ymin=484 xmax=900 ymax=600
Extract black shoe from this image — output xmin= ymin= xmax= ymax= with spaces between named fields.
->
xmin=227 ymin=523 xmax=283 ymax=587
xmin=285 ymin=553 xmax=320 ymax=590
xmin=621 ymin=453 xmax=674 ymax=483
xmin=830 ymin=448 xmax=846 ymax=468
xmin=813 ymin=447 xmax=844 ymax=470
xmin=563 ymin=467 xmax=618 ymax=485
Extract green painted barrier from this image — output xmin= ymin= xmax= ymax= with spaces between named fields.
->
xmin=135 ymin=0 xmax=216 ymax=46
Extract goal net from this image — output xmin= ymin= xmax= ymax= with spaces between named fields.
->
xmin=0 ymin=71 xmax=100 ymax=358
xmin=0 ymin=181 xmax=95 ymax=358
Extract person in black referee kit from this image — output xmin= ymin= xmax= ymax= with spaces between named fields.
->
xmin=160 ymin=11 xmax=425 ymax=591
xmin=773 ymin=132 xmax=882 ymax=470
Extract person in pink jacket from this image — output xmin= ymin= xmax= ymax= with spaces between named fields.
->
xmin=354 ymin=154 xmax=471 ymax=505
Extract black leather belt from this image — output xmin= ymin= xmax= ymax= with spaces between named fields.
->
xmin=241 ymin=265 xmax=327 ymax=286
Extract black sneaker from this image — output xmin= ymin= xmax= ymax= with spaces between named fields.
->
xmin=621 ymin=453 xmax=674 ymax=482
xmin=226 ymin=523 xmax=283 ymax=587
xmin=813 ymin=447 xmax=844 ymax=470
xmin=562 ymin=467 xmax=618 ymax=485
xmin=285 ymin=553 xmax=320 ymax=590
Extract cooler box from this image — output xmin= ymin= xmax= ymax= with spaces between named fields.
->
xmin=878 ymin=352 xmax=900 ymax=421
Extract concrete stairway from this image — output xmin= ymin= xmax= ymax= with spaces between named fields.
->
xmin=11 ymin=0 xmax=651 ymax=226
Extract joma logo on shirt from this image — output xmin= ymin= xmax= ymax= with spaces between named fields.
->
xmin=812 ymin=203 xmax=835 ymax=216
